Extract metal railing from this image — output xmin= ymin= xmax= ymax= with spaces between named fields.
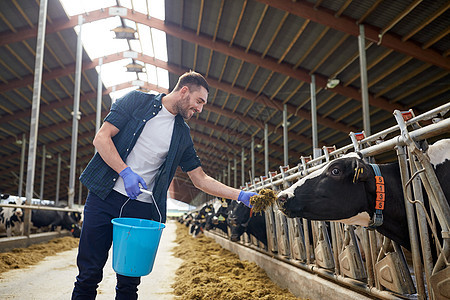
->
xmin=214 ymin=103 xmax=450 ymax=299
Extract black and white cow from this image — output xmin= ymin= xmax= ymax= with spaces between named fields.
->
xmin=227 ymin=201 xmax=267 ymax=246
xmin=31 ymin=209 xmax=81 ymax=238
xmin=191 ymin=203 xmax=214 ymax=237
xmin=277 ymin=139 xmax=450 ymax=251
xmin=0 ymin=194 xmax=24 ymax=237
xmin=205 ymin=198 xmax=231 ymax=235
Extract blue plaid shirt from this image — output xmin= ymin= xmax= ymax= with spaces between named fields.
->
xmin=80 ymin=91 xmax=201 ymax=222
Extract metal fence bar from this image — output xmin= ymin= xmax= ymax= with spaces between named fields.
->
xmin=0 ymin=203 xmax=82 ymax=213
xmin=236 ymin=106 xmax=450 ymax=299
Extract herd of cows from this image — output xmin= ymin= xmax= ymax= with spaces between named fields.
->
xmin=179 ymin=198 xmax=268 ymax=247
xmin=0 ymin=195 xmax=81 ymax=238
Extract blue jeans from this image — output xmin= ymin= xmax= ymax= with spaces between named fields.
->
xmin=72 ymin=190 xmax=157 ymax=300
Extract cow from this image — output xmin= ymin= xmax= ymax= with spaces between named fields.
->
xmin=276 ymin=139 xmax=450 ymax=251
xmin=227 ymin=201 xmax=267 ymax=247
xmin=0 ymin=194 xmax=24 ymax=237
xmin=31 ymin=209 xmax=81 ymax=238
xmin=205 ymin=198 xmax=231 ymax=235
xmin=191 ymin=203 xmax=214 ymax=237
xmin=179 ymin=212 xmax=195 ymax=227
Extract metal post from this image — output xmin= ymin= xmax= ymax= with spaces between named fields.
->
xmin=78 ymin=167 xmax=83 ymax=205
xmin=241 ymin=148 xmax=245 ymax=187
xmin=227 ymin=160 xmax=231 ymax=187
xmin=358 ymin=24 xmax=371 ymax=136
xmin=55 ymin=153 xmax=61 ymax=205
xmin=283 ymin=104 xmax=288 ymax=166
xmin=222 ymin=169 xmax=226 ymax=184
xmin=40 ymin=145 xmax=46 ymax=201
xmin=311 ymin=74 xmax=320 ymax=158
xmin=251 ymin=137 xmax=255 ymax=179
xmin=264 ymin=123 xmax=269 ymax=176
xmin=68 ymin=15 xmax=84 ymax=208
xmin=96 ymin=57 xmax=103 ymax=139
xmin=24 ymin=0 xmax=48 ymax=237
xmin=395 ymin=145 xmax=426 ymax=298
xmin=233 ymin=157 xmax=237 ymax=188
xmin=409 ymin=154 xmax=433 ymax=292
xmin=18 ymin=134 xmax=26 ymax=198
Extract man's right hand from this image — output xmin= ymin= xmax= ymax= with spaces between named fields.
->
xmin=119 ymin=167 xmax=147 ymax=199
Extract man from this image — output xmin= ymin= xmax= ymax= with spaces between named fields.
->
xmin=72 ymin=71 xmax=257 ymax=299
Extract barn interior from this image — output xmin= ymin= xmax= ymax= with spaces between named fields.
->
xmin=0 ymin=0 xmax=449 ymax=207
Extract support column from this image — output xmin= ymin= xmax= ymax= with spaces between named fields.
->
xmin=227 ymin=160 xmax=231 ymax=187
xmin=233 ymin=158 xmax=237 ymax=188
xmin=68 ymin=15 xmax=84 ymax=208
xmin=283 ymin=104 xmax=288 ymax=166
xmin=264 ymin=123 xmax=269 ymax=176
xmin=358 ymin=24 xmax=371 ymax=136
xmin=78 ymin=167 xmax=83 ymax=205
xmin=222 ymin=169 xmax=226 ymax=184
xmin=311 ymin=74 xmax=320 ymax=158
xmin=96 ymin=57 xmax=103 ymax=145
xmin=39 ymin=145 xmax=46 ymax=201
xmin=55 ymin=153 xmax=61 ymax=205
xmin=18 ymin=134 xmax=26 ymax=198
xmin=251 ymin=137 xmax=255 ymax=179
xmin=24 ymin=0 xmax=48 ymax=237
xmin=241 ymin=148 xmax=245 ymax=187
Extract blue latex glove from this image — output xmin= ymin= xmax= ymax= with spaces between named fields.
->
xmin=238 ymin=191 xmax=258 ymax=208
xmin=119 ymin=167 xmax=147 ymax=199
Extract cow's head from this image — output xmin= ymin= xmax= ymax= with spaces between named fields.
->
xmin=227 ymin=201 xmax=251 ymax=242
xmin=62 ymin=213 xmax=81 ymax=238
xmin=8 ymin=197 xmax=23 ymax=218
xmin=277 ymin=153 xmax=374 ymax=226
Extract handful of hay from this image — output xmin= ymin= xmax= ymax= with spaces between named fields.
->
xmin=249 ymin=189 xmax=277 ymax=213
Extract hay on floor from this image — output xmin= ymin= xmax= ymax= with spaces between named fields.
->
xmin=172 ymin=223 xmax=301 ymax=300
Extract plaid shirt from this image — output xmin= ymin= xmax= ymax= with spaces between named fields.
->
xmin=80 ymin=91 xmax=201 ymax=222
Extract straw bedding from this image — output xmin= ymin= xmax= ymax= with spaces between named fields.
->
xmin=172 ymin=222 xmax=300 ymax=300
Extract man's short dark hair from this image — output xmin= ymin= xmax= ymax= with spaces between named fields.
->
xmin=174 ymin=71 xmax=209 ymax=93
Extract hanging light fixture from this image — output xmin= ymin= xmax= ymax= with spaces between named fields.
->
xmin=111 ymin=26 xmax=137 ymax=40
xmin=125 ymin=62 xmax=145 ymax=73
xmin=326 ymin=78 xmax=340 ymax=89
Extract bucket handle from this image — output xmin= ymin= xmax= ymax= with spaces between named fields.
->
xmin=118 ymin=189 xmax=163 ymax=231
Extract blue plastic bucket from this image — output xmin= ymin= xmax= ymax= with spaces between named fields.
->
xmin=111 ymin=217 xmax=165 ymax=277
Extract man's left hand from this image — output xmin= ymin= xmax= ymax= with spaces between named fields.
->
xmin=238 ymin=191 xmax=258 ymax=208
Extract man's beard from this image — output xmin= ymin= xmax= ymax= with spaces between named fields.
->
xmin=175 ymin=95 xmax=193 ymax=120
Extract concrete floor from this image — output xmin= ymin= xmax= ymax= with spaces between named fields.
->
xmin=0 ymin=220 xmax=182 ymax=300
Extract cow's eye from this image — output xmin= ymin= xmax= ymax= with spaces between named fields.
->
xmin=331 ymin=168 xmax=340 ymax=176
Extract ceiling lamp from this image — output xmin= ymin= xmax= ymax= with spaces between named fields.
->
xmin=326 ymin=78 xmax=340 ymax=89
xmin=126 ymin=62 xmax=145 ymax=73
xmin=111 ymin=26 xmax=137 ymax=40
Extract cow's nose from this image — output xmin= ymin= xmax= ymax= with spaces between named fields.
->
xmin=228 ymin=217 xmax=237 ymax=226
xmin=277 ymin=195 xmax=288 ymax=204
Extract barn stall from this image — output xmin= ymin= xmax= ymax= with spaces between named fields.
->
xmin=0 ymin=0 xmax=449 ymax=299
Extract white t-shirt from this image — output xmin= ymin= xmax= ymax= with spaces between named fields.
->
xmin=114 ymin=103 xmax=175 ymax=202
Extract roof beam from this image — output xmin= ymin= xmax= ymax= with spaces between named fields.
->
xmin=254 ymin=0 xmax=450 ymax=71
xmin=0 ymin=50 xmax=357 ymax=135
xmin=0 ymin=7 xmax=405 ymax=114
xmin=134 ymin=53 xmax=358 ymax=134
xmin=0 ymin=81 xmax=166 ymax=127
xmin=0 ymin=53 xmax=125 ymax=94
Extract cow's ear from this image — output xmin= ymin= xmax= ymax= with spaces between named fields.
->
xmin=352 ymin=159 xmax=370 ymax=183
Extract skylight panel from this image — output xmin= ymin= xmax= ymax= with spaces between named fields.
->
xmin=101 ymin=59 xmax=137 ymax=87
xmin=75 ymin=17 xmax=129 ymax=59
xmin=60 ymin=0 xmax=116 ymax=16
xmin=156 ymin=68 xmax=169 ymax=89
xmin=59 ymin=0 xmax=168 ymax=95
xmin=152 ymin=28 xmax=168 ymax=62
